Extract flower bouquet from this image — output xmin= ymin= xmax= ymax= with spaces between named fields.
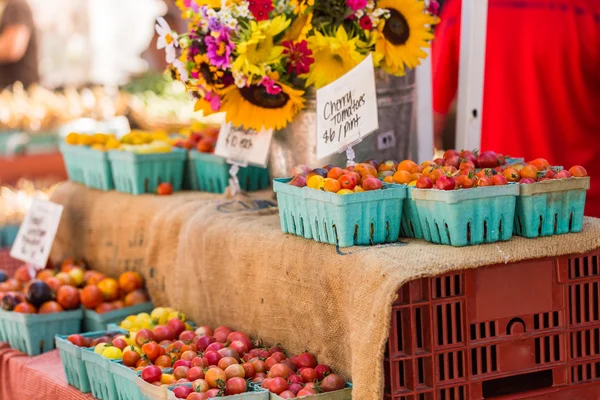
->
xmin=157 ymin=0 xmax=438 ymax=132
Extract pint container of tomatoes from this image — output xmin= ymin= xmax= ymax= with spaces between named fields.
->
xmin=55 ymin=330 xmax=125 ymax=393
xmin=0 ymin=307 xmax=83 ymax=356
xmin=411 ymin=183 xmax=520 ymax=247
xmin=108 ymin=149 xmax=187 ymax=195
xmin=514 ymin=163 xmax=590 ymax=238
xmin=273 ymin=176 xmax=406 ymax=248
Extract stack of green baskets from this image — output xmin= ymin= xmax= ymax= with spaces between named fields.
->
xmin=188 ymin=151 xmax=270 ymax=193
xmin=0 ymin=308 xmax=82 ymax=355
xmin=273 ymin=178 xmax=406 ymax=248
xmin=56 ymin=329 xmax=125 ymax=393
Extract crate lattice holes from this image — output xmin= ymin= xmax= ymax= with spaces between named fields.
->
xmin=384 ymin=250 xmax=600 ymax=400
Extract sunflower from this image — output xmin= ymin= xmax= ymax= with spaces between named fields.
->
xmin=192 ymin=54 xmax=227 ymax=91
xmin=374 ymin=0 xmax=437 ymax=75
xmin=220 ymin=81 xmax=305 ymax=130
xmin=304 ymin=26 xmax=365 ymax=89
xmin=290 ymin=0 xmax=314 ymax=14
xmin=282 ymin=12 xmax=313 ymax=42
xmin=232 ymin=16 xmax=291 ymax=77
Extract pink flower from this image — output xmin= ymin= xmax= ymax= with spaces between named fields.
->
xmin=346 ymin=0 xmax=367 ymax=11
xmin=283 ymin=40 xmax=314 ymax=75
xmin=205 ymin=30 xmax=235 ymax=69
xmin=260 ymin=76 xmax=282 ymax=95
xmin=428 ymin=0 xmax=440 ymax=16
xmin=359 ymin=15 xmax=373 ymax=30
xmin=249 ymin=0 xmax=274 ymax=21
xmin=205 ymin=91 xmax=221 ymax=111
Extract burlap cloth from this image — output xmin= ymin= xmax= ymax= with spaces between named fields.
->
xmin=50 ymin=182 xmax=600 ymax=400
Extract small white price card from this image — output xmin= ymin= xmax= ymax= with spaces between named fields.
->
xmin=214 ymin=123 xmax=274 ymax=167
xmin=10 ymin=198 xmax=63 ymax=269
xmin=316 ymin=53 xmax=379 ymax=160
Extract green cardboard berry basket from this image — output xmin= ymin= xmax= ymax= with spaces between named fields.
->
xmin=400 ymin=186 xmax=423 ymax=239
xmin=82 ymin=347 xmax=120 ymax=400
xmin=0 ymin=312 xmax=7 ymax=342
xmin=55 ymin=329 xmax=125 ymax=393
xmin=269 ymin=383 xmax=352 ymax=400
xmin=111 ymin=361 xmax=143 ymax=400
xmin=0 ymin=308 xmax=82 ymax=355
xmin=0 ymin=224 xmax=20 ymax=247
xmin=83 ymin=301 xmax=154 ymax=332
xmin=60 ymin=144 xmax=114 ymax=190
xmin=411 ymin=184 xmax=520 ymax=247
xmin=189 ymin=151 xmax=270 ymax=193
xmin=514 ymin=177 xmax=590 ymax=238
xmin=273 ymin=178 xmax=406 ymax=248
xmin=137 ymin=371 xmax=172 ymax=400
xmin=167 ymin=382 xmax=269 ymax=400
xmin=108 ymin=149 xmax=186 ymax=194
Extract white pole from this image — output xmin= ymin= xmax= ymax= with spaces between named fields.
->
xmin=456 ymin=0 xmax=488 ymax=151
xmin=415 ymin=48 xmax=434 ymax=163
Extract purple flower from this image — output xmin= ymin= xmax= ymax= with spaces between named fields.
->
xmin=205 ymin=31 xmax=235 ymax=69
xmin=346 ymin=0 xmax=367 ymax=11
xmin=208 ymin=17 xmax=222 ymax=32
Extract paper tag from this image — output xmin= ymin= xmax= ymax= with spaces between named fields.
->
xmin=10 ymin=199 xmax=63 ymax=269
xmin=214 ymin=123 xmax=273 ymax=167
xmin=316 ymin=53 xmax=379 ymax=160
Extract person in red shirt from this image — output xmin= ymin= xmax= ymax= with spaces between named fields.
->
xmin=432 ymin=0 xmax=600 ymax=217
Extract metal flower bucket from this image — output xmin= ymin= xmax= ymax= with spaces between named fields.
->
xmin=269 ymin=70 xmax=416 ymax=177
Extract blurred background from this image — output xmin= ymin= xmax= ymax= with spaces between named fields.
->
xmin=0 ymin=0 xmax=454 ymax=238
xmin=0 ymin=0 xmax=191 ymax=232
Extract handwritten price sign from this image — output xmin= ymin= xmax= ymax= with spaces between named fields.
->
xmin=316 ymin=54 xmax=379 ymax=160
xmin=11 ymin=198 xmax=63 ymax=269
xmin=214 ymin=123 xmax=273 ymax=167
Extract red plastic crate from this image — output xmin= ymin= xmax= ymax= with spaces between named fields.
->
xmin=384 ymin=249 xmax=600 ymax=399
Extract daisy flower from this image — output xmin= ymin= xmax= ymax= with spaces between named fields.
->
xmin=155 ymin=17 xmax=179 ymax=63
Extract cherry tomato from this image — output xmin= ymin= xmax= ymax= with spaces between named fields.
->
xmin=569 ymin=165 xmax=588 ymax=177
xmin=416 ymin=176 xmax=434 ymax=189
xmin=155 ymin=355 xmax=173 ymax=368
xmin=268 ymin=377 xmax=288 ymax=395
xmin=225 ymin=377 xmax=247 ymax=395
xmin=225 ymin=364 xmax=246 ymax=380
xmin=142 ymin=342 xmax=161 ymax=362
xmin=300 ymin=367 xmax=318 ymax=383
xmin=269 ymin=363 xmax=292 ymax=379
xmin=476 ymin=176 xmax=493 ymax=187
xmin=205 ymin=367 xmax=227 ymax=388
xmin=241 ymin=362 xmax=255 ymax=378
xmin=157 ymin=183 xmax=173 ymax=195
xmin=123 ymin=350 xmax=141 ymax=367
xmin=321 ymin=373 xmax=346 ymax=392
xmin=141 ymin=366 xmax=162 ymax=383
xmin=491 ymin=175 xmax=508 ymax=186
